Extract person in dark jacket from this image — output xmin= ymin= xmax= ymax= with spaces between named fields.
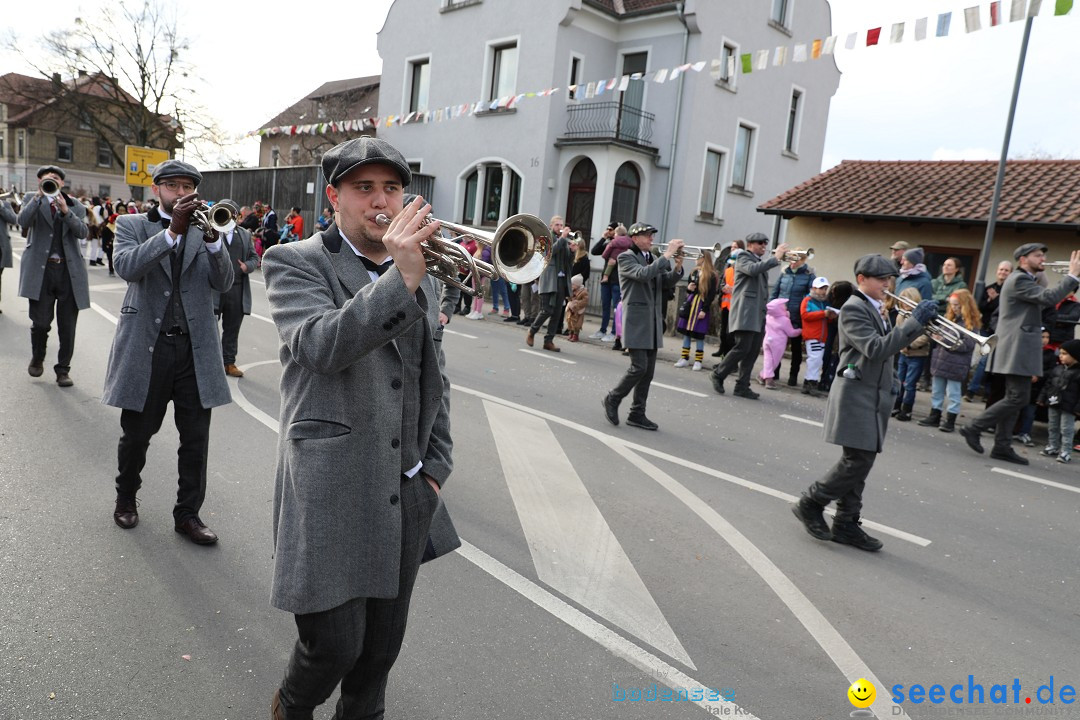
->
xmin=895 ymin=248 xmax=933 ymax=301
xmin=1037 ymin=338 xmax=1080 ymax=463
xmin=917 ymin=289 xmax=980 ymax=433
xmin=769 ymin=251 xmax=815 ymax=385
xmin=968 ymin=260 xmax=1013 ymax=400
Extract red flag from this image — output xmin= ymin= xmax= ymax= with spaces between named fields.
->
xmin=990 ymin=1 xmax=1001 ymax=24
xmin=866 ymin=27 xmax=882 ymax=45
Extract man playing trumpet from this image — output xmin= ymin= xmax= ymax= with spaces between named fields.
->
xmin=17 ymin=165 xmax=90 ymax=386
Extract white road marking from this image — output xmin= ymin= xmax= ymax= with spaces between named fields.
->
xmin=781 ymin=413 xmax=824 ymax=428
xmin=518 ymin=348 xmax=576 ymax=364
xmin=604 ymin=443 xmax=907 ymax=720
xmin=484 ymin=401 xmax=694 ymax=668
xmin=453 ymin=385 xmax=931 ymax=548
xmin=229 ymin=360 xmax=282 ymax=431
xmin=457 ymin=541 xmax=755 ymax=719
xmin=651 ymin=381 xmax=707 ymax=398
xmin=90 ymin=281 xmax=128 ymax=291
xmin=249 ymin=277 xmax=265 ymax=286
xmin=251 ymin=312 xmax=275 ymax=325
xmin=90 ymin=302 xmax=117 ymax=325
xmin=443 ymin=328 xmax=477 ymax=339
xmin=991 ymin=467 xmax=1080 ymax=495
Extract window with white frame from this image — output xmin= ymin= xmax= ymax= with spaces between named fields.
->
xmin=720 ymin=42 xmax=738 ymax=86
xmin=462 ymin=163 xmax=522 ymax=226
xmin=771 ymin=0 xmax=790 ymax=27
xmin=97 ymin=141 xmax=112 ymax=167
xmin=567 ymin=55 xmax=582 ymax=101
xmin=785 ymin=87 xmax=804 ymax=154
xmin=409 ymin=58 xmax=431 ymax=114
xmin=489 ymin=42 xmax=518 ymax=102
xmin=731 ymin=123 xmax=756 ymax=190
xmin=57 ymin=137 xmax=74 ymax=162
xmin=699 ymin=147 xmax=727 ymax=218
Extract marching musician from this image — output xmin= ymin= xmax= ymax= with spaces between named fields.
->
xmin=17 ymin=165 xmax=90 ymax=387
xmin=261 ymin=137 xmax=459 ymax=719
xmin=960 ymin=244 xmax=1080 ymax=465
xmin=792 ymin=254 xmax=937 ymax=552
xmin=211 ymin=197 xmax=260 ymax=379
xmin=102 ymin=160 xmax=234 ymax=545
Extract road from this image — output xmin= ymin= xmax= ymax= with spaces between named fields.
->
xmin=2 ymin=235 xmax=1079 ymax=720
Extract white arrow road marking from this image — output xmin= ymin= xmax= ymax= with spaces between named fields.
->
xmin=484 ymin=400 xmax=694 ymax=668
xmin=604 ymin=441 xmax=908 ymax=720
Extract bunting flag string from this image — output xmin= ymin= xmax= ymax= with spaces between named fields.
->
xmin=246 ymin=0 xmax=1073 ymax=138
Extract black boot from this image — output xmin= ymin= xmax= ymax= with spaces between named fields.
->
xmin=939 ymin=412 xmax=957 ymax=433
xmin=831 ymin=517 xmax=883 ymax=552
xmin=891 ymin=397 xmax=902 ymax=417
xmin=611 ymin=337 xmax=623 ymax=351
xmin=918 ymin=409 xmax=942 ymax=427
xmin=801 ymin=380 xmax=823 ymax=397
xmin=895 ymin=404 xmax=913 ymax=422
xmin=791 ymin=496 xmax=831 ymax=541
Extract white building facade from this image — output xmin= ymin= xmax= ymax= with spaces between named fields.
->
xmin=376 ymin=0 xmax=840 ymax=247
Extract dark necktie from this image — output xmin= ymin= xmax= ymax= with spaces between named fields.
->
xmin=643 ymin=251 xmax=653 ymax=264
xmin=360 ymin=255 xmax=393 ymax=276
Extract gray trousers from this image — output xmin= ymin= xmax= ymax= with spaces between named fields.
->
xmin=712 ymin=330 xmax=763 ymax=391
xmin=278 ymin=474 xmax=438 ymax=720
xmin=808 ymin=446 xmax=878 ymax=523
xmin=971 ymin=374 xmax=1031 ymax=451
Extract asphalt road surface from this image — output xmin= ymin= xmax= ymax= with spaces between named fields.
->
xmin=2 ymin=236 xmax=1079 ymax=720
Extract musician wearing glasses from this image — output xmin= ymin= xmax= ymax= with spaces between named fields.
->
xmin=792 ymin=254 xmax=938 ymax=552
xmin=102 ymin=160 xmax=234 ymax=546
xmin=261 ymin=137 xmax=459 ymax=720
xmin=17 ymin=165 xmax=89 ymax=387
xmin=960 ymin=243 xmax=1080 ymax=465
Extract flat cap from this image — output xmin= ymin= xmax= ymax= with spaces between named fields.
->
xmin=322 ymin=137 xmax=411 ymax=188
xmin=36 ymin=165 xmax=66 ymax=181
xmin=745 ymin=232 xmax=769 ymax=244
xmin=152 ymin=159 xmax=202 ymax=187
xmin=1014 ymin=242 xmax=1048 ymax=260
xmin=889 ymin=241 xmax=910 ymax=251
xmin=628 ymin=222 xmax=657 ymax=236
xmin=853 ymin=253 xmax=898 ymax=278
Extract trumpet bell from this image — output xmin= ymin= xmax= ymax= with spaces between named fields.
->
xmin=490 ymin=214 xmax=552 ymax=284
xmin=40 ymin=178 xmax=61 ymax=197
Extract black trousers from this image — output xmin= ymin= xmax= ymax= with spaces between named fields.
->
xmin=608 ymin=348 xmax=658 ymax=418
xmin=808 ymin=446 xmax=878 ymax=523
xmin=718 ymin=307 xmax=736 ymax=356
xmin=279 ymin=474 xmax=437 ymax=720
xmin=218 ymin=283 xmax=245 ymax=365
xmin=29 ymin=261 xmax=80 ymax=374
xmin=712 ymin=330 xmax=763 ymax=391
xmin=530 ymin=287 xmax=566 ymax=342
xmin=972 ymin=373 xmax=1031 ymax=451
xmin=115 ymin=333 xmax=211 ymax=522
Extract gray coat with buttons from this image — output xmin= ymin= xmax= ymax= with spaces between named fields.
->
xmin=102 ymin=208 xmax=234 ymax=411
xmin=262 ymin=225 xmax=459 ymax=615
xmin=16 ymin=192 xmax=90 ymax=307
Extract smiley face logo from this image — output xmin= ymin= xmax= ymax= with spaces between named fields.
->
xmin=847 ymin=678 xmax=876 ymax=708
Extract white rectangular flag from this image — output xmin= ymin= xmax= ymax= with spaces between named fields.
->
xmin=710 ymin=58 xmax=722 ymax=79
xmin=822 ymin=35 xmax=838 ymax=54
xmin=755 ymin=49 xmax=769 ymax=70
xmin=1028 ymin=0 xmax=1043 ymax=15
xmin=773 ymin=46 xmax=788 ymax=66
xmin=618 ymin=75 xmax=630 ymax=92
xmin=845 ymin=32 xmax=858 ymax=49
xmin=726 ymin=56 xmax=737 ymax=78
xmin=965 ymin=5 xmax=982 ymax=31
xmin=792 ymin=44 xmax=807 ymax=62
xmin=891 ymin=22 xmax=905 ymax=42
xmin=915 ymin=17 xmax=928 ymax=40
xmin=653 ymin=68 xmax=669 ymax=83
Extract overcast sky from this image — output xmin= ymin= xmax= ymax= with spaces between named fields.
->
xmin=2 ymin=1 xmax=1076 ymax=169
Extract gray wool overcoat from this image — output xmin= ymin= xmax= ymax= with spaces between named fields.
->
xmin=262 ymin=226 xmax=459 ymax=615
xmin=16 ymin=193 xmax=90 ymax=307
xmin=617 ymin=249 xmax=681 ymax=350
xmin=824 ymin=291 xmax=924 ymax=453
xmin=0 ymin=201 xmax=17 ymax=269
xmin=211 ymin=226 xmax=260 ymax=314
xmin=102 ymin=208 xmax=235 ymax=411
xmin=728 ymin=250 xmax=780 ymax=333
xmin=986 ymin=270 xmax=1078 ymax=377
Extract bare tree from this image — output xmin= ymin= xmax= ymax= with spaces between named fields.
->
xmin=2 ymin=0 xmax=227 ymax=165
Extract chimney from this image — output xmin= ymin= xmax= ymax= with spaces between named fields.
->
xmin=78 ymin=69 xmax=87 ymax=77
xmin=52 ymin=72 xmax=62 ymax=85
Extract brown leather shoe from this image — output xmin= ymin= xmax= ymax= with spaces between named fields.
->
xmin=113 ymin=497 xmax=139 ymax=529
xmin=525 ymin=331 xmax=535 ymax=347
xmin=271 ymin=688 xmax=285 ymax=720
xmin=224 ymin=363 xmax=244 ymax=378
xmin=56 ymin=372 xmax=74 ymax=387
xmin=175 ymin=517 xmax=219 ymax=545
xmin=28 ymin=359 xmax=43 ymax=378
xmin=543 ymin=341 xmax=561 ymax=352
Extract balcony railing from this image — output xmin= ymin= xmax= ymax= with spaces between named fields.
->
xmin=563 ymin=101 xmax=655 ymax=147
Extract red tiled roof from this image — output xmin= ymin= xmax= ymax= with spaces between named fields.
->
xmin=759 ymin=160 xmax=1080 ymax=229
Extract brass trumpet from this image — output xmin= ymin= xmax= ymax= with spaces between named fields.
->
xmin=374 ymin=212 xmax=551 ymax=297
xmin=191 ymin=200 xmax=237 ymax=235
xmin=885 ymin=291 xmax=997 ymax=356
xmin=782 ymin=247 xmax=814 ymax=262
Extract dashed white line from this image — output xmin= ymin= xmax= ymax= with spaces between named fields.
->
xmin=251 ymin=312 xmax=275 ymax=325
xmin=518 ymin=348 xmax=576 ymax=364
xmin=991 ymin=467 xmax=1080 ymax=495
xmin=443 ymin=328 xmax=477 ymax=339
xmin=781 ymin=413 xmax=824 ymax=428
xmin=652 ymin=381 xmax=707 ymax=398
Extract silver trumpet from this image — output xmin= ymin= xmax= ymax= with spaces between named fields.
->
xmin=191 ymin=200 xmax=238 ymax=236
xmin=656 ymin=241 xmax=726 ymax=259
xmin=885 ymin=290 xmax=997 ymax=356
xmin=1044 ymin=261 xmax=1074 ymax=274
xmin=783 ymin=247 xmax=814 ymax=262
xmin=374 ymin=212 xmax=551 ymax=297
xmin=40 ymin=178 xmax=61 ymax=198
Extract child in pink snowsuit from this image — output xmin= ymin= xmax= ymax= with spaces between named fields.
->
xmin=759 ymin=297 xmax=801 ymax=388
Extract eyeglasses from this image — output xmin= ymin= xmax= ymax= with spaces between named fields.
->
xmin=160 ymin=180 xmax=196 ymax=193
